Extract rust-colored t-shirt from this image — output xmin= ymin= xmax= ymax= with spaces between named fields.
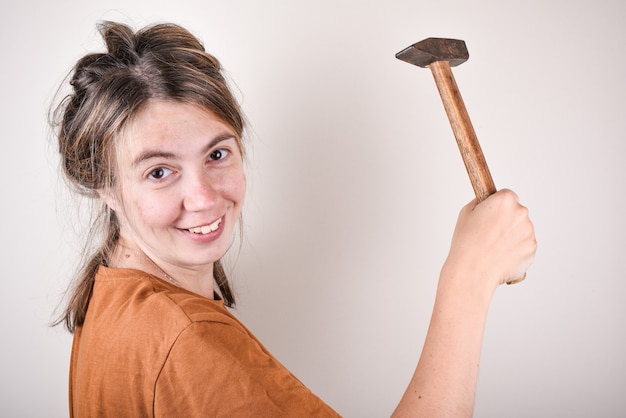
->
xmin=69 ymin=266 xmax=339 ymax=417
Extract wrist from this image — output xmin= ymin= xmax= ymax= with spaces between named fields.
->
xmin=438 ymin=260 xmax=497 ymax=312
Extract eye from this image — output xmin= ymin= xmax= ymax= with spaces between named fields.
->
xmin=147 ymin=167 xmax=172 ymax=180
xmin=209 ymin=148 xmax=230 ymax=161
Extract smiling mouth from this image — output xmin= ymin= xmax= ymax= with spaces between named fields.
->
xmin=187 ymin=218 xmax=222 ymax=235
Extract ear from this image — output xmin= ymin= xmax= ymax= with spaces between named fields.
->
xmin=97 ymin=189 xmax=121 ymax=213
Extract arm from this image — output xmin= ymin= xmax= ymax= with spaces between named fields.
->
xmin=393 ymin=189 xmax=537 ymax=417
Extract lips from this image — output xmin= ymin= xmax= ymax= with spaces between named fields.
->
xmin=187 ymin=218 xmax=222 ymax=235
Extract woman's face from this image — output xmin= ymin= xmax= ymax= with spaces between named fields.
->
xmin=108 ymin=100 xmax=246 ymax=278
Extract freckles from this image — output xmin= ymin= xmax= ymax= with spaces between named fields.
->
xmin=133 ymin=199 xmax=163 ymax=225
xmin=134 ymin=200 xmax=148 ymax=217
xmin=131 ymin=201 xmax=150 ymax=224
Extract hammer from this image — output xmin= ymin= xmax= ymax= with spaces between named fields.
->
xmin=396 ymin=38 xmax=525 ymax=284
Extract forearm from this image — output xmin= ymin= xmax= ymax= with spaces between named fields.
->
xmin=392 ymin=265 xmax=494 ymax=417
xmin=392 ymin=190 xmax=535 ymax=416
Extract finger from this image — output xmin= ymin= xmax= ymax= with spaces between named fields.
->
xmin=462 ymin=197 xmax=480 ymax=213
xmin=499 ymin=188 xmax=519 ymax=203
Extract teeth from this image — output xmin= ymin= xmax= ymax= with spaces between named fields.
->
xmin=188 ymin=218 xmax=222 ymax=234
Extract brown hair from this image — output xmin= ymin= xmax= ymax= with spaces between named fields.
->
xmin=51 ymin=21 xmax=244 ymax=332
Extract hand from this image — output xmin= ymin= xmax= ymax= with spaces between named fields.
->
xmin=443 ymin=189 xmax=537 ymax=294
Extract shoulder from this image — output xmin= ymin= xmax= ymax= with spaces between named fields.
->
xmin=85 ymin=266 xmax=252 ymax=378
xmin=90 ymin=268 xmax=339 ymax=417
xmin=91 ymin=266 xmax=241 ymax=333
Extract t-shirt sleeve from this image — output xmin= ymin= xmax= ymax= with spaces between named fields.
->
xmin=154 ymin=320 xmax=340 ymax=417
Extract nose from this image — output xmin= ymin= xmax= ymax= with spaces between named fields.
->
xmin=182 ymin=170 xmax=218 ymax=212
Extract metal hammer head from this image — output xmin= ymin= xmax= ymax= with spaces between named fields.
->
xmin=396 ymin=38 xmax=469 ymax=68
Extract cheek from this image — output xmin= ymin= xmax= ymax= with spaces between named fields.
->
xmin=215 ymin=167 xmax=247 ymax=205
xmin=228 ymin=171 xmax=247 ymax=205
xmin=127 ymin=191 xmax=179 ymax=229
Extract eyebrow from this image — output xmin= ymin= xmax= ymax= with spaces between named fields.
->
xmin=131 ymin=133 xmax=237 ymax=167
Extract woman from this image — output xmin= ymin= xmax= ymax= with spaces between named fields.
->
xmin=52 ymin=21 xmax=536 ymax=417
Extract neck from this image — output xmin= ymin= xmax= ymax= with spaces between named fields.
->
xmin=110 ymin=238 xmax=215 ymax=299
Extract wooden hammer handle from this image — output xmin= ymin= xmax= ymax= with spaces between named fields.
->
xmin=429 ymin=60 xmax=496 ymax=202
xmin=429 ymin=60 xmax=525 ymax=285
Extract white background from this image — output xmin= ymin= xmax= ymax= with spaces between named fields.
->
xmin=2 ymin=0 xmax=625 ymax=416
